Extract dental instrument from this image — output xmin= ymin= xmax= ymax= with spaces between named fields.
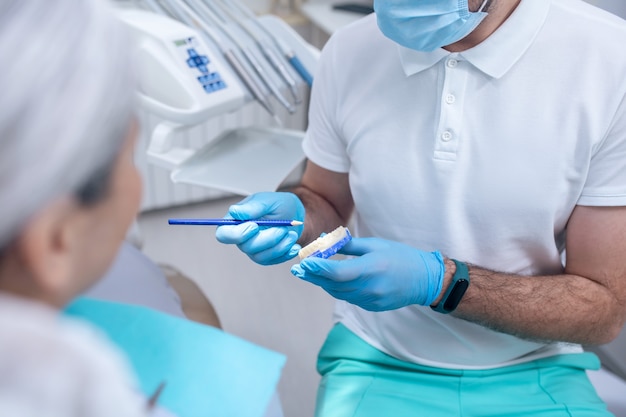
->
xmin=213 ymin=0 xmax=302 ymax=104
xmin=223 ymin=0 xmax=313 ymax=87
xmin=146 ymin=0 xmax=280 ymax=124
xmin=186 ymin=0 xmax=296 ymax=114
xmin=168 ymin=218 xmax=303 ymax=226
xmin=142 ymin=0 xmax=168 ymax=15
xmin=147 ymin=381 xmax=167 ymax=410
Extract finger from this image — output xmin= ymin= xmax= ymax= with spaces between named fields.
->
xmin=337 ymin=237 xmax=387 ymax=256
xmin=252 ymin=245 xmax=301 ymax=266
xmin=291 ymin=264 xmax=362 ymax=295
xmin=248 ymin=231 xmax=301 ymax=265
xmin=237 ymin=227 xmax=290 ymax=255
xmin=215 ymin=222 xmax=259 ymax=245
xmin=228 ymin=197 xmax=273 ymax=220
xmin=298 ymin=256 xmax=371 ymax=283
xmin=291 ymin=264 xmax=336 ymax=287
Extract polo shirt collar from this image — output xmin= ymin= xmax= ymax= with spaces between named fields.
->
xmin=397 ymin=0 xmax=551 ymax=79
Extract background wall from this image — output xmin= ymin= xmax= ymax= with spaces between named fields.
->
xmin=583 ymin=0 xmax=626 ymax=18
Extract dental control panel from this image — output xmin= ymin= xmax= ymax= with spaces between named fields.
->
xmin=118 ymin=9 xmax=246 ymax=126
xmin=178 ymin=37 xmax=227 ymax=94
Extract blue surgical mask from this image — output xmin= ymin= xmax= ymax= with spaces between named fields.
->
xmin=374 ymin=0 xmax=490 ymax=52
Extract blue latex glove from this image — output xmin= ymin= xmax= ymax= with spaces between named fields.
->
xmin=215 ymin=192 xmax=305 ymax=265
xmin=290 ymin=237 xmax=445 ymax=311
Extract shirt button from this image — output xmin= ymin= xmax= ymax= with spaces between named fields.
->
xmin=441 ymin=131 xmax=453 ymax=142
xmin=447 ymin=59 xmax=458 ymax=68
xmin=445 ymin=94 xmax=456 ymax=104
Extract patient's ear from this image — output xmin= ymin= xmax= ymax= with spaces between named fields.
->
xmin=14 ymin=197 xmax=81 ymax=306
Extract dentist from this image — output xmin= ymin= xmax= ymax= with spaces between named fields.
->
xmin=217 ymin=0 xmax=626 ymax=415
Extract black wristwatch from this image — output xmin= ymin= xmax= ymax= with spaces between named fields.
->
xmin=431 ymin=259 xmax=470 ymax=314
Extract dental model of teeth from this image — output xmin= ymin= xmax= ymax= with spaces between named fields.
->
xmin=298 ymin=226 xmax=352 ymax=260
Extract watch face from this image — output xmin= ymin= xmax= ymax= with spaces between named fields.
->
xmin=442 ymin=279 xmax=469 ymax=312
xmin=431 ymin=260 xmax=470 ymax=314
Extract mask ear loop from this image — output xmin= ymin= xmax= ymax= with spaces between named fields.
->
xmin=478 ymin=0 xmax=489 ymax=12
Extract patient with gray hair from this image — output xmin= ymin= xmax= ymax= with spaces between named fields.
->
xmin=0 ymin=1 xmax=287 ymax=416
xmin=0 ymin=0 xmax=162 ymax=415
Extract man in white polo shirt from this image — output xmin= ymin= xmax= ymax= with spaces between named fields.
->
xmin=216 ymin=0 xmax=626 ymax=415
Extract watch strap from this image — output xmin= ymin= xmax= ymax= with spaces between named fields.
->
xmin=431 ymin=259 xmax=469 ymax=314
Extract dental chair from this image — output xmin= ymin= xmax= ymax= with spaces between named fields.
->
xmin=86 ymin=240 xmax=285 ymax=417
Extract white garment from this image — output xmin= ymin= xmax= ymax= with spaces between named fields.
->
xmin=303 ymin=0 xmax=626 ymax=368
xmin=0 ymin=294 xmax=147 ymax=417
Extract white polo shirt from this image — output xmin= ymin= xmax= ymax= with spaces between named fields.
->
xmin=303 ymin=0 xmax=626 ymax=369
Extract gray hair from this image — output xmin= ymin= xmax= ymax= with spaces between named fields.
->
xmin=0 ymin=0 xmax=136 ymax=248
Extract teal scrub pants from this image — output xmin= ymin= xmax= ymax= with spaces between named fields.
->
xmin=315 ymin=324 xmax=612 ymax=417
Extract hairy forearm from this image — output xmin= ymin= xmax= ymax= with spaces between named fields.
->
xmin=452 ymin=265 xmax=626 ymax=346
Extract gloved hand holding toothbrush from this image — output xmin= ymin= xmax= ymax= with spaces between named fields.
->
xmin=215 ymin=192 xmax=305 ymax=265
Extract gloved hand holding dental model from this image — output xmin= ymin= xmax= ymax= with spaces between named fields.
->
xmin=292 ymin=237 xmax=445 ymax=311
